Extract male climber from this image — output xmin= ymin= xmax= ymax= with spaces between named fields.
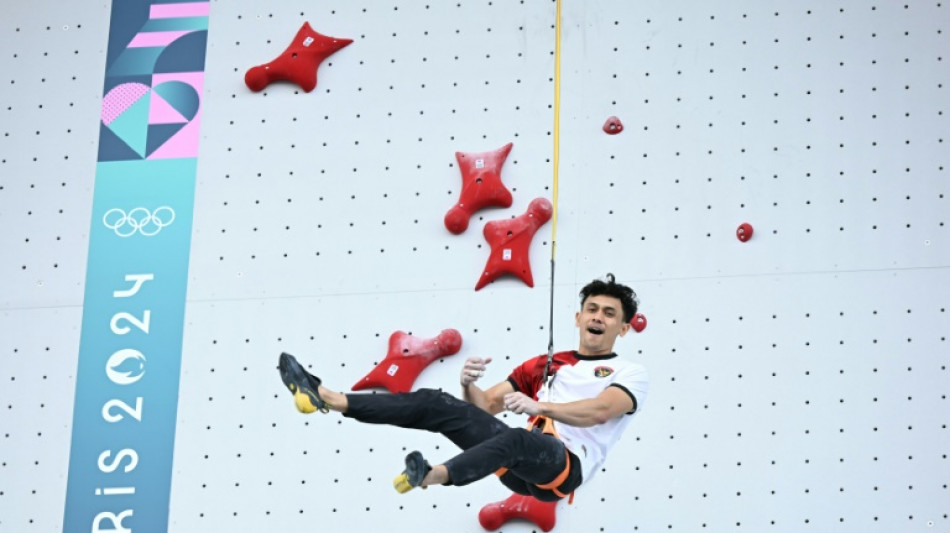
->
xmin=277 ymin=274 xmax=649 ymax=501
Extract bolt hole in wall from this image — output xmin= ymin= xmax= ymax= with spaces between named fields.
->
xmin=1 ymin=1 xmax=949 ymax=532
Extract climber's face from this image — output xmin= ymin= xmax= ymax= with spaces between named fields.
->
xmin=575 ymin=294 xmax=630 ymax=356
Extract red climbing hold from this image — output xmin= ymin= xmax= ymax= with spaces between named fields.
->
xmin=245 ymin=22 xmax=352 ymax=93
xmin=444 ymin=143 xmax=515 ymax=234
xmin=478 ymin=493 xmax=557 ymax=532
xmin=475 ymin=198 xmax=553 ymax=291
xmin=630 ymin=313 xmax=647 ymax=333
xmin=351 ymin=329 xmax=462 ymax=394
xmin=603 ymin=116 xmax=624 ymax=134
xmin=736 ymin=222 xmax=754 ymax=242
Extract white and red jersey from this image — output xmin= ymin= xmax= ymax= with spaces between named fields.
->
xmin=507 ymin=350 xmax=649 ymax=482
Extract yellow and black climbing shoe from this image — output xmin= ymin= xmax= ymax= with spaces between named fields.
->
xmin=278 ymin=352 xmax=330 ymax=414
xmin=393 ymin=450 xmax=432 ymax=493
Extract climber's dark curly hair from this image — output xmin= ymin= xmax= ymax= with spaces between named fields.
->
xmin=579 ymin=273 xmax=639 ymax=323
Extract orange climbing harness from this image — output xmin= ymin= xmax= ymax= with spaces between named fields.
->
xmin=495 ymin=415 xmax=576 ymax=503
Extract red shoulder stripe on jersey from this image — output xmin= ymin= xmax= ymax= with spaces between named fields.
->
xmin=508 ymin=351 xmax=579 ymax=398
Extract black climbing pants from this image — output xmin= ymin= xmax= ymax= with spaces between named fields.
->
xmin=344 ymin=388 xmax=582 ymax=501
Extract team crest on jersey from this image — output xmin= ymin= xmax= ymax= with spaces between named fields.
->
xmin=593 ymin=366 xmax=614 ymax=378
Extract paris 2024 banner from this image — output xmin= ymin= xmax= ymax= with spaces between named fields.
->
xmin=64 ymin=2 xmax=209 ymax=532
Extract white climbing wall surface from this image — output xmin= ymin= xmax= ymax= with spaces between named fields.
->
xmin=0 ymin=1 xmax=947 ymax=532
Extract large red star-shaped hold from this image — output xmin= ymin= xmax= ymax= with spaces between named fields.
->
xmin=245 ymin=22 xmax=352 ymax=93
xmin=351 ymin=329 xmax=462 ymax=394
xmin=478 ymin=493 xmax=557 ymax=532
xmin=444 ymin=143 xmax=515 ymax=234
xmin=474 ymin=197 xmax=552 ymax=291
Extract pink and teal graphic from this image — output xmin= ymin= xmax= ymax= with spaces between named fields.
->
xmin=66 ymin=1 xmax=209 ymax=532
xmin=101 ymin=74 xmax=202 ymax=159
xmin=97 ymin=1 xmax=208 ymax=161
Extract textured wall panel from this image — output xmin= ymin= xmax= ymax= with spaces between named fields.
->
xmin=1 ymin=1 xmax=948 ymax=532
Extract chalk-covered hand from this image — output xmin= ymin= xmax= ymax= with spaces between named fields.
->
xmin=504 ymin=392 xmax=541 ymax=416
xmin=460 ymin=356 xmax=493 ymax=387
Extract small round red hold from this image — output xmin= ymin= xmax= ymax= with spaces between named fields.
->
xmin=630 ymin=313 xmax=647 ymax=333
xmin=603 ymin=116 xmax=624 ymax=135
xmin=736 ymin=223 xmax=754 ymax=242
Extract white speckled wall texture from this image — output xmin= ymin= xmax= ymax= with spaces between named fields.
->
xmin=1 ymin=1 xmax=947 ymax=532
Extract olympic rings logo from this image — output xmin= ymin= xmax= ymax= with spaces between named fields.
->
xmin=103 ymin=207 xmax=176 ymax=237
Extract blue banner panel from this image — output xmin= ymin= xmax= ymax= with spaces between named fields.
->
xmin=65 ymin=1 xmax=208 ymax=532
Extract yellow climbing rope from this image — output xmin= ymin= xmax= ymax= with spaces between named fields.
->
xmin=543 ymin=0 xmax=563 ymax=384
xmin=551 ymin=0 xmax=562 ymax=258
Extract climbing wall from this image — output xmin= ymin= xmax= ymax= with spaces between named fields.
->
xmin=1 ymin=1 xmax=948 ymax=532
